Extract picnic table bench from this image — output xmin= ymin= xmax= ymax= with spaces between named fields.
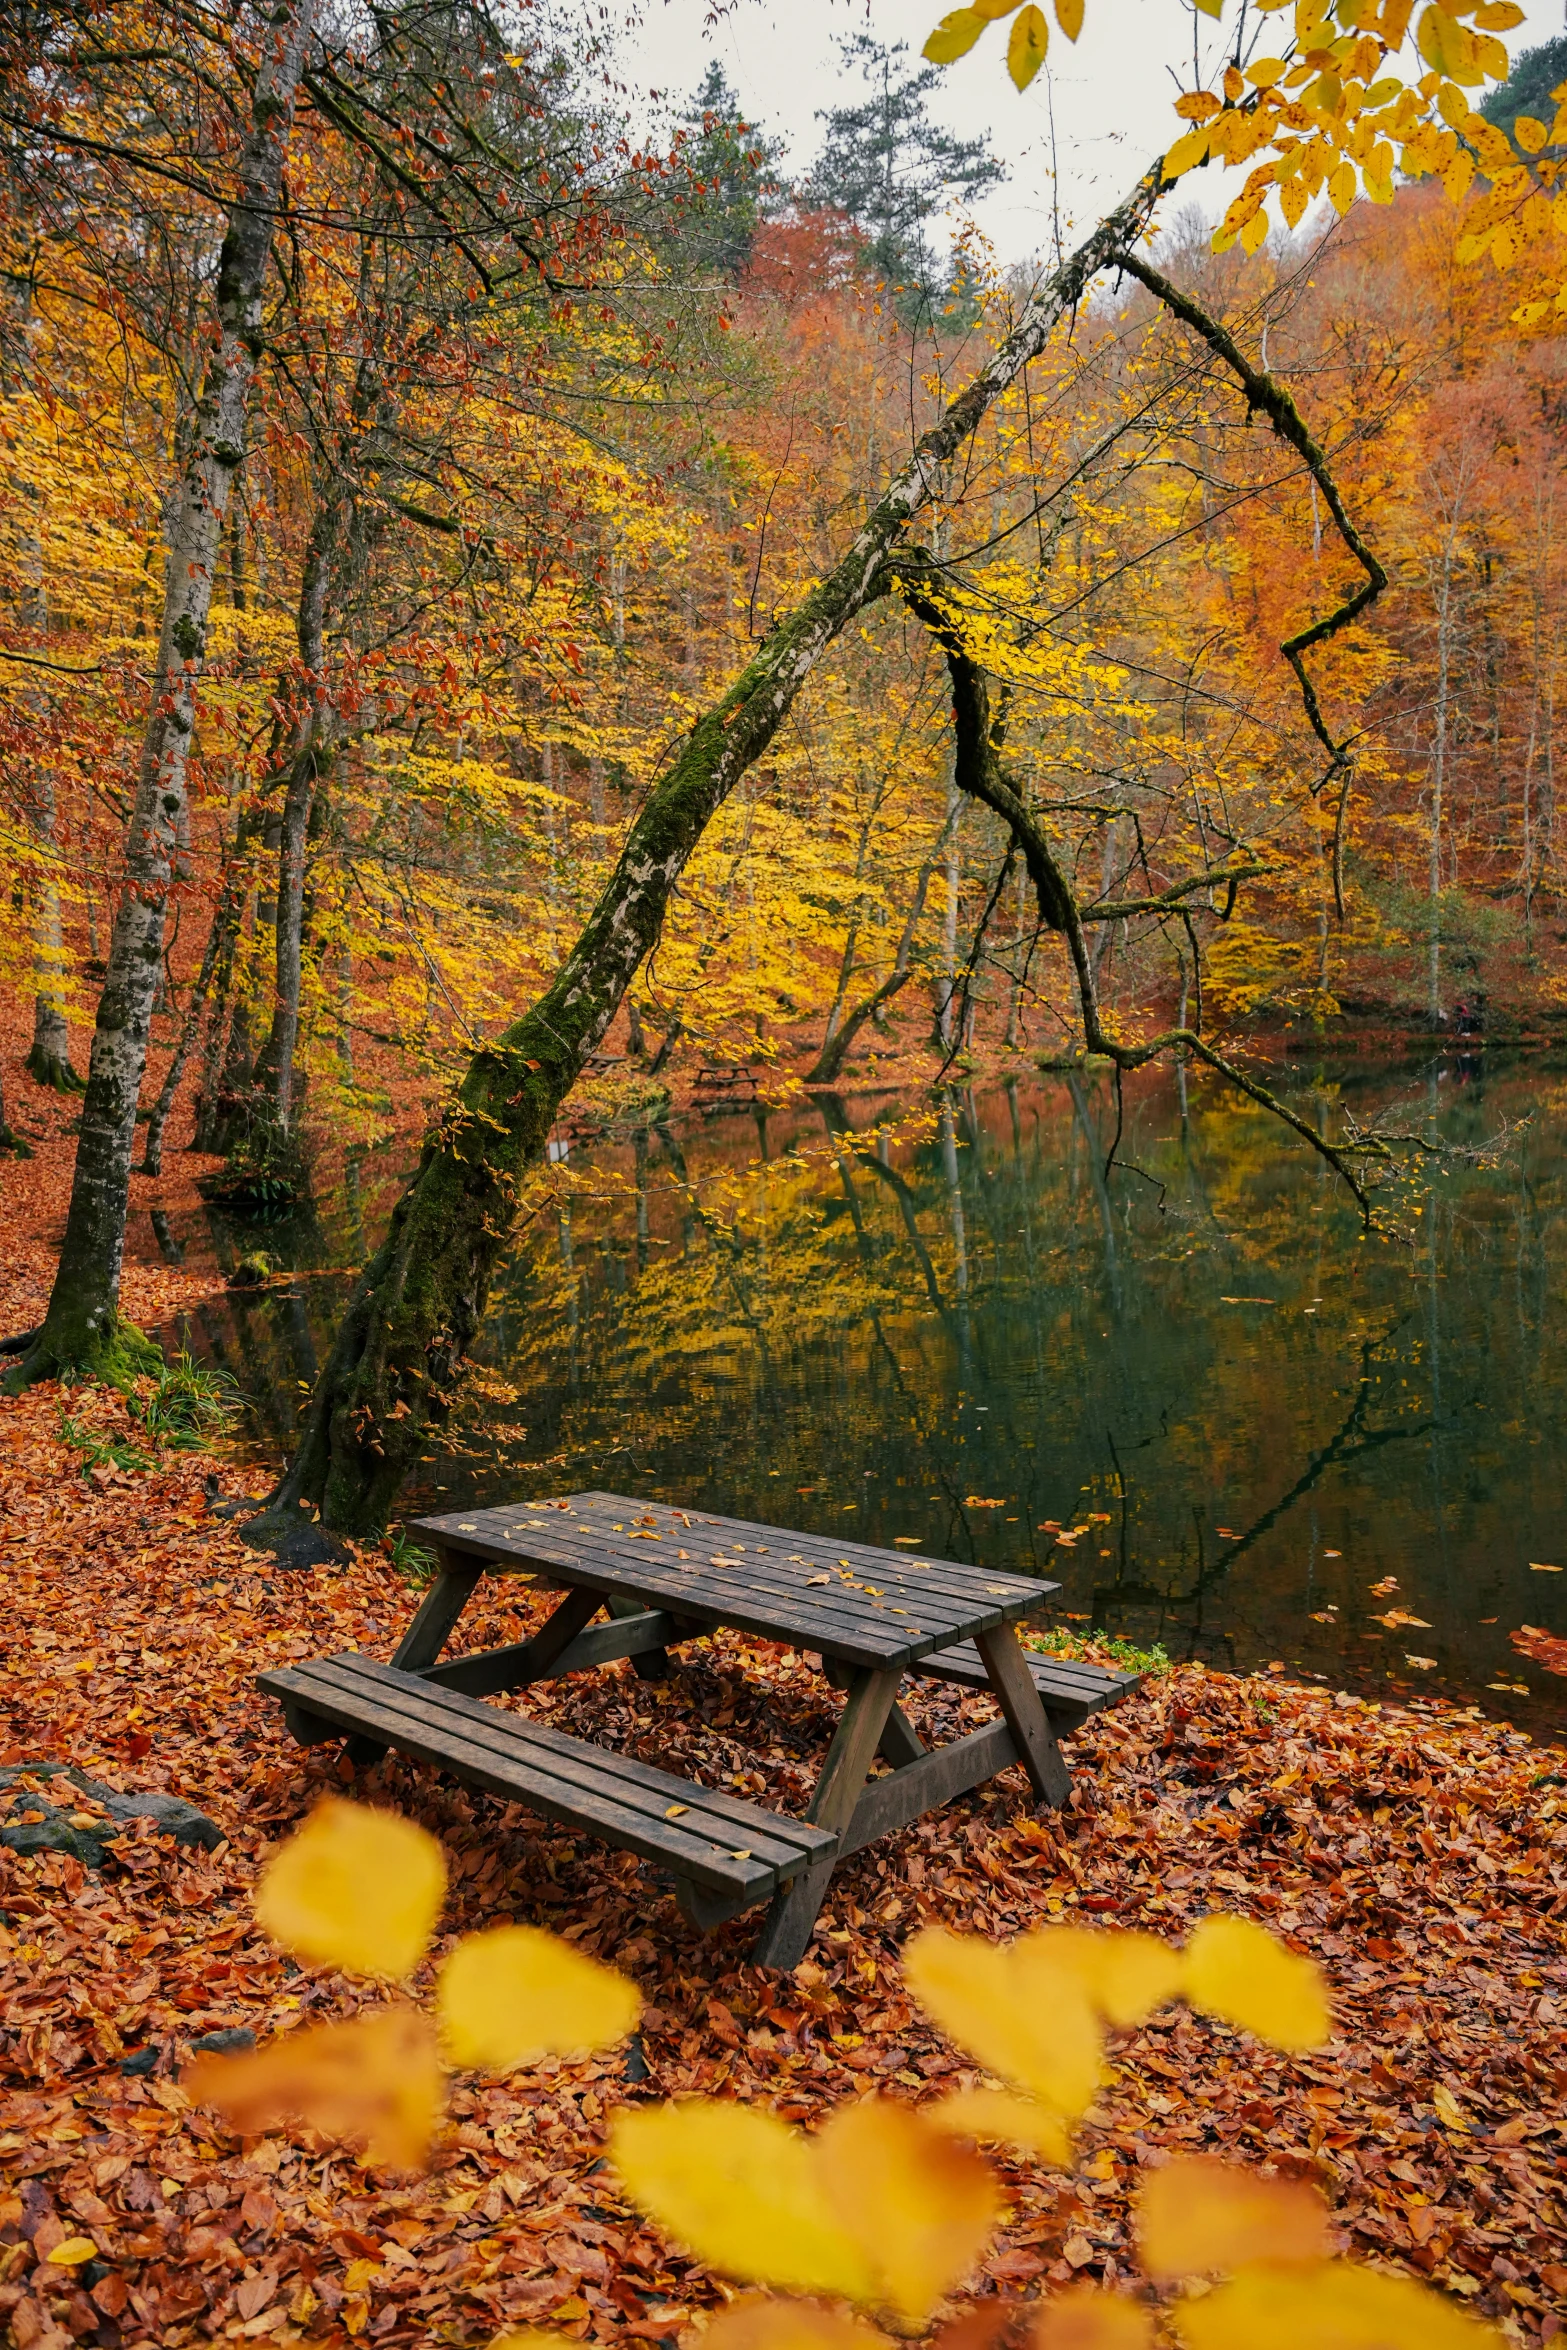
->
xmin=260 ymin=1492 xmax=1141 ymax=1967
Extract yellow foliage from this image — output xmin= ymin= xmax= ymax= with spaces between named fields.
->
xmin=436 ymin=1923 xmax=640 ymax=2069
xmin=926 ymin=2086 xmax=1076 ymax=2166
xmin=1183 ymin=1916 xmax=1332 ymax=2052
xmin=254 ymin=1797 xmax=446 ymax=1981
xmin=1136 ymin=2156 xmax=1332 ymax=2281
xmin=817 ymin=2098 xmax=1002 ymax=2326
xmin=184 ymin=2007 xmax=444 ymax=2171
xmin=699 ymin=2303 xmax=892 ymax=2350
xmin=1031 ymin=2289 xmax=1156 ymax=2348
xmin=1030 ymin=1927 xmax=1186 ymax=2027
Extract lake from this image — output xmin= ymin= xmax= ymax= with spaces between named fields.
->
xmin=160 ymin=1051 xmax=1567 ymax=1736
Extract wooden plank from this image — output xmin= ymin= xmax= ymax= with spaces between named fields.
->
xmin=974 ymin=1624 xmax=1072 ymax=1809
xmin=878 ymin=1701 xmax=927 ymax=1769
xmin=282 ymin=1656 xmax=832 ymax=1872
xmin=417 ymin=1589 xmax=615 ymax=1697
xmin=391 ymin=1561 xmax=483 ymax=1670
xmin=838 ymin=1719 xmax=1019 ymax=1858
xmin=409 ymin=1521 xmax=1049 ymax=1669
xmin=908 ymin=1640 xmax=1142 ymax=1723
xmin=609 ymin=1591 xmax=671 ymax=1683
xmin=261 ymin=1660 xmax=828 ymax=1896
xmin=751 ymin=1666 xmax=902 ymax=1968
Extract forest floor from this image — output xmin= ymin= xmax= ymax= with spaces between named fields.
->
xmin=1 ymin=1369 xmax=1566 ymax=2350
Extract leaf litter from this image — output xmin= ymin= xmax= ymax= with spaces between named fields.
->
xmin=1 ymin=1380 xmax=1565 ymax=2349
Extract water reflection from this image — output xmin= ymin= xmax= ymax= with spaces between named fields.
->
xmin=163 ymin=1055 xmax=1567 ymax=1732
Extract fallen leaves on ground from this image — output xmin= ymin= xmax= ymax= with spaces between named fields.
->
xmin=1 ymin=1377 xmax=1565 ymax=2350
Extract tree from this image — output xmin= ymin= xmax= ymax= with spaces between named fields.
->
xmin=670 ymin=63 xmax=780 ymax=279
xmin=807 ymin=35 xmax=1003 ymax=310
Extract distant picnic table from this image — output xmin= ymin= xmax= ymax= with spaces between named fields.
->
xmin=261 ymin=1493 xmax=1140 ymax=1966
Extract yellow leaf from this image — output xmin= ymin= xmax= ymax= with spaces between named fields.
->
xmin=1280 ymin=178 xmax=1310 ymax=227
xmin=1432 ymin=2082 xmax=1470 ymax=2132
xmin=1473 ymin=0 xmax=1523 ymax=20
xmin=904 ymin=1926 xmax=1104 ymax=2117
xmin=437 ymin=1925 xmax=640 ymax=2070
xmin=1137 ymin=2157 xmax=1331 ymax=2282
xmin=923 ymin=9 xmax=988 ymax=64
xmin=184 ymin=2008 xmax=444 ymax=2171
xmin=1007 ymin=4 xmax=1049 ymax=88
xmin=1444 ymin=148 xmax=1475 ymax=200
xmin=1020 ymin=1928 xmax=1185 ymax=2028
xmin=1164 ymin=127 xmax=1213 ymax=175
xmin=927 ymin=2086 xmax=1075 ymax=2166
xmin=1514 ymin=112 xmax=1547 ymax=152
xmin=610 ymin=2103 xmax=874 ymax=2303
xmin=1241 ymin=208 xmax=1271 ymax=252
xmin=700 ymin=2304 xmax=893 ymax=2350
xmin=1033 ymin=2288 xmax=1157 ymax=2348
xmin=1245 ymin=56 xmax=1288 ymax=84
xmin=974 ymin=0 xmax=1026 ymax=16
xmin=45 ymin=2239 xmax=98 ymax=2268
xmin=1183 ymin=1916 xmax=1330 ymax=2052
xmin=1328 ymin=158 xmax=1357 ymax=211
xmin=1192 ymin=0 xmax=1223 ymax=17
xmin=491 ymin=2334 xmax=590 ymax=2350
xmin=1055 ymin=0 xmax=1084 ymax=40
xmin=1171 ymin=2258 xmax=1506 ymax=2348
xmin=255 ymin=1798 xmax=446 ymax=1981
xmin=818 ymin=2098 xmax=1001 ymax=2325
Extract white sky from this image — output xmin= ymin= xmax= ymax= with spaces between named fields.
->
xmin=609 ymin=0 xmax=1567 ymax=266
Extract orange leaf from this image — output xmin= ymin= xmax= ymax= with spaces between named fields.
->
xmin=1032 ymin=2288 xmax=1156 ymax=2348
xmin=184 ymin=2007 xmax=444 ymax=2171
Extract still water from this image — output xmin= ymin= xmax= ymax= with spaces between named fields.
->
xmin=162 ymin=1053 xmax=1567 ymax=1734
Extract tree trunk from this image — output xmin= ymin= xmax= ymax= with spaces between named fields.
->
xmin=256 ymin=165 xmax=1164 ymax=1539
xmin=24 ymin=779 xmax=83 ymax=1092
xmin=13 ymin=0 xmax=316 ymax=1388
xmin=141 ymin=857 xmax=242 ymax=1177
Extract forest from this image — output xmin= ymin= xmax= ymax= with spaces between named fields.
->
xmin=3 ymin=8 xmax=1567 ymax=2350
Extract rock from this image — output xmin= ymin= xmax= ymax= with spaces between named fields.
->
xmin=119 ymin=2046 xmax=160 ymax=2076
xmin=186 ymin=2027 xmax=255 ymax=2056
xmin=239 ymin=1511 xmax=347 ymax=1570
xmin=0 ymin=1763 xmax=224 ymax=1867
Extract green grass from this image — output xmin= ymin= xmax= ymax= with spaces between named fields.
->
xmin=1026 ymin=1625 xmax=1172 ymax=1676
xmin=381 ymin=1525 xmax=438 ymax=1585
xmin=59 ymin=1348 xmax=239 ymax=1476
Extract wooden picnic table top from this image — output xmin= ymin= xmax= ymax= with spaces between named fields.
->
xmin=412 ymin=1489 xmax=1061 ymax=1672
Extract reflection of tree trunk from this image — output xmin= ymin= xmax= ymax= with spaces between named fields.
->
xmin=934 ymin=773 xmax=960 ymax=1048
xmin=1066 ymin=1069 xmax=1119 ymax=1299
xmin=1429 ymin=545 xmax=1453 ymax=1026
xmin=24 ymin=779 xmax=83 ymax=1092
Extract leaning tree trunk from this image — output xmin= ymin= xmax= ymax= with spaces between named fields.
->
xmin=256 ymin=164 xmax=1165 ymax=1540
xmin=12 ymin=0 xmax=316 ymax=1389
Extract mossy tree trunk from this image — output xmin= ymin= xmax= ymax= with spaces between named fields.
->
xmin=262 ymin=169 xmax=1164 ymax=1538
xmin=11 ymin=0 xmax=317 ymax=1390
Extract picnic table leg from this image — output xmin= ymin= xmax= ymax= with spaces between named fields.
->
xmin=751 ymin=1665 xmax=902 ymax=1969
xmin=879 ymin=1699 xmax=926 ymax=1768
xmin=392 ymin=1556 xmax=484 ymax=1671
xmin=975 ymin=1624 xmax=1072 ymax=1808
xmin=608 ymin=1592 xmax=669 ymax=1681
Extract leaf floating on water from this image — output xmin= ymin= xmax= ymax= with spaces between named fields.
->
xmin=1529 ymin=1561 xmax=1562 ymax=1572
xmin=1512 ymin=1624 xmax=1567 ymax=1675
xmin=255 ymin=1797 xmax=446 ymax=1980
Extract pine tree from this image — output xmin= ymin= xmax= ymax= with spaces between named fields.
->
xmin=807 ymin=35 xmax=1003 ymax=310
xmin=671 ymin=63 xmax=780 ymax=279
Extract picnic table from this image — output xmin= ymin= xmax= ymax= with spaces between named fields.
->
xmin=260 ymin=1492 xmax=1140 ymax=1967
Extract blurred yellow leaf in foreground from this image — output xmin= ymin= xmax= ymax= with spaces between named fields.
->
xmin=926 ymin=2085 xmax=1075 ymax=2166
xmin=437 ymin=1923 xmax=641 ymax=2069
xmin=185 ymin=2006 xmax=443 ymax=2170
xmin=255 ymin=1797 xmax=446 ymax=1981
xmin=610 ymin=2096 xmax=1000 ymax=2322
xmin=1171 ymin=2257 xmax=1505 ymax=2347
xmin=699 ymin=2302 xmax=892 ymax=2350
xmin=903 ymin=1925 xmax=1104 ymax=2117
xmin=1182 ymin=1915 xmax=1331 ymax=2052
xmin=1025 ymin=1926 xmax=1185 ymax=2028
xmin=1032 ymin=2286 xmax=1156 ymax=2347
xmin=1136 ymin=2156 xmax=1331 ymax=2282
